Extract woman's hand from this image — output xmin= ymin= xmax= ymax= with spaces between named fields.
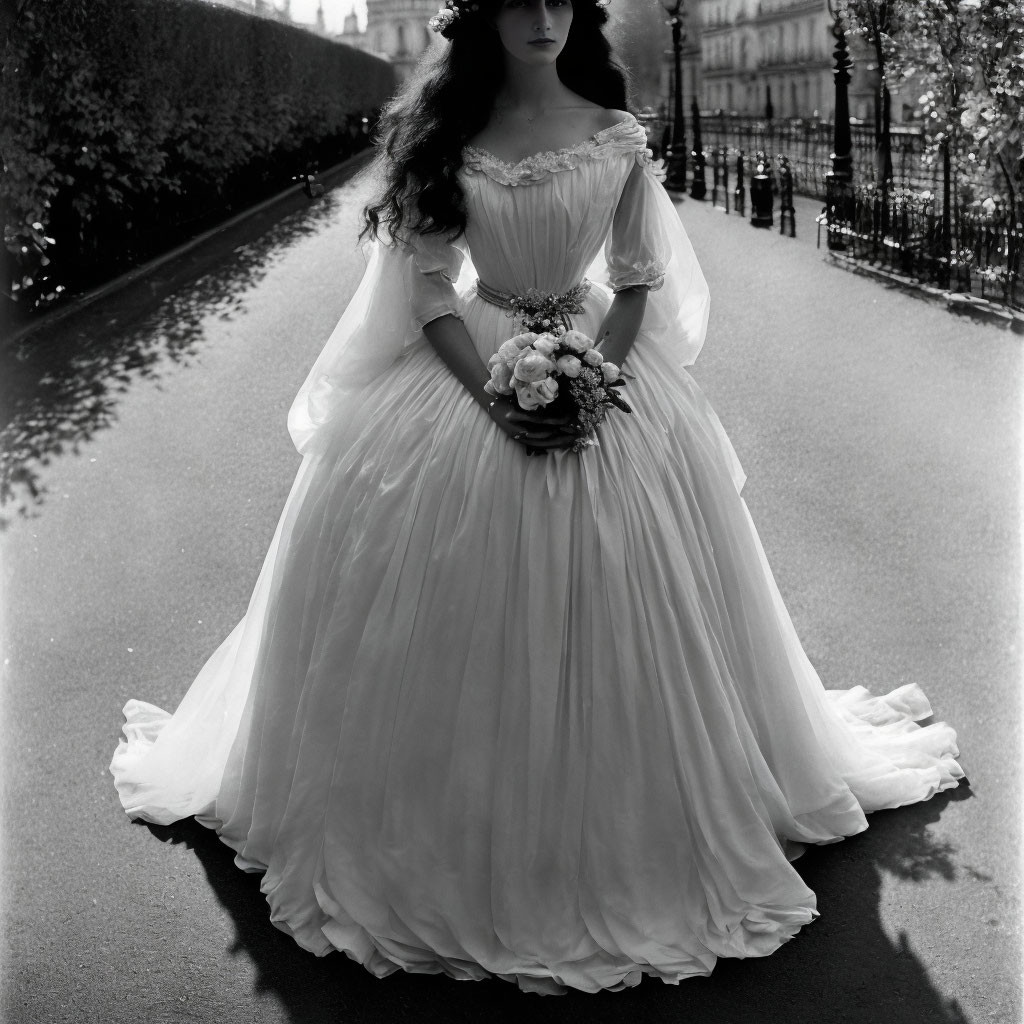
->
xmin=487 ymin=396 xmax=578 ymax=454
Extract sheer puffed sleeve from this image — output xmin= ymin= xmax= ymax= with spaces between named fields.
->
xmin=602 ymin=149 xmax=711 ymax=367
xmin=287 ymin=225 xmax=469 ymax=456
xmin=401 ymin=227 xmax=467 ymax=331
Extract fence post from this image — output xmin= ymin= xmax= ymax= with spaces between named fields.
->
xmin=690 ymin=99 xmax=707 ymax=200
xmin=734 ymin=150 xmax=746 ymax=216
xmin=938 ymin=138 xmax=952 ymax=288
xmin=779 ymin=155 xmax=795 ymax=237
xmin=750 ymin=150 xmax=774 ymax=228
xmin=722 ymin=147 xmax=730 ymax=214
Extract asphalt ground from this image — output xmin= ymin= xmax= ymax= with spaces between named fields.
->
xmin=1 ymin=168 xmax=1020 ymax=1024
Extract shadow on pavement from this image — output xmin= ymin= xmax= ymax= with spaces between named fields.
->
xmin=146 ymin=781 xmax=973 ymax=1024
xmin=0 ymin=187 xmax=346 ymax=532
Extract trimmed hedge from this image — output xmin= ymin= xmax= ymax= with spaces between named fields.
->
xmin=1 ymin=0 xmax=396 ymax=315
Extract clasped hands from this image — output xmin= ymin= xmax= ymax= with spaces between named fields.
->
xmin=487 ymin=395 xmax=580 ymax=455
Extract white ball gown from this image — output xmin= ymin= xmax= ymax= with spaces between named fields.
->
xmin=110 ymin=114 xmax=964 ymax=995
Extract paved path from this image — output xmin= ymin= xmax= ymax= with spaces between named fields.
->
xmin=1 ymin=175 xmax=1019 ymax=1024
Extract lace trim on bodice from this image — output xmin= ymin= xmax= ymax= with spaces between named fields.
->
xmin=461 ymin=114 xmax=654 ymax=186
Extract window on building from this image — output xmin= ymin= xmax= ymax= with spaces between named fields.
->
xmin=397 ymin=22 xmax=406 ymax=54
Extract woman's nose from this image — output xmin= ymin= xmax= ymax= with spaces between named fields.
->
xmin=529 ymin=0 xmax=551 ymax=26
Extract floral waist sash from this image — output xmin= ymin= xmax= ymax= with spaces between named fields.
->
xmin=475 ymin=278 xmax=592 ymax=334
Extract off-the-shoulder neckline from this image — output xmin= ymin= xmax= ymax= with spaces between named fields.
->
xmin=462 ymin=112 xmax=640 ymax=172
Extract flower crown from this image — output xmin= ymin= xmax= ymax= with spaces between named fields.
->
xmin=428 ymin=0 xmax=609 ymax=40
xmin=428 ymin=0 xmax=479 ymax=38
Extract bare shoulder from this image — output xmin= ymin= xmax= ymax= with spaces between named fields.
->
xmin=596 ymin=108 xmax=633 ymax=130
xmin=561 ymin=93 xmax=632 ymax=133
xmin=570 ymin=102 xmax=632 ymax=133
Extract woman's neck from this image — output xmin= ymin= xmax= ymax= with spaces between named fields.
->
xmin=494 ymin=61 xmax=572 ymax=116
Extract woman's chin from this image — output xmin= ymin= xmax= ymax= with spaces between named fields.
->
xmin=513 ymin=44 xmax=563 ymax=64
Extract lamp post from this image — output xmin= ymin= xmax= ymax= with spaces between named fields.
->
xmin=824 ymin=0 xmax=854 ymax=251
xmin=662 ymin=0 xmax=688 ymax=194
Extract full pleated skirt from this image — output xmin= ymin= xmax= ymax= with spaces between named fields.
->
xmin=111 ymin=290 xmax=963 ymax=995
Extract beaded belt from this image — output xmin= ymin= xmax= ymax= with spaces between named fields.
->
xmin=475 ymin=278 xmax=591 ymax=334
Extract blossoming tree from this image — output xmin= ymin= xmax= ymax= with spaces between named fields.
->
xmin=841 ymin=0 xmax=1022 ymax=220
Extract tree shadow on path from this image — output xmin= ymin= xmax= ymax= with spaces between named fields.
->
xmin=147 ymin=782 xmax=974 ymax=1024
xmin=0 ymin=185 xmax=349 ymax=531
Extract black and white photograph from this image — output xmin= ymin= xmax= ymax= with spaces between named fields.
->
xmin=0 ymin=0 xmax=1020 ymax=1020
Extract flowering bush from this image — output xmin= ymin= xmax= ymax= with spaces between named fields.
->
xmin=839 ymin=0 xmax=1022 ymax=220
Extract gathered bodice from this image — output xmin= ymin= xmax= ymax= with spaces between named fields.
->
xmin=289 ymin=111 xmax=712 ymax=457
xmin=458 ymin=115 xmax=652 ymax=296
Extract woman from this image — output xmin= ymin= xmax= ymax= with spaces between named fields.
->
xmin=111 ymin=0 xmax=964 ymax=996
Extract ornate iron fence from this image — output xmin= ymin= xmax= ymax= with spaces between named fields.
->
xmin=637 ymin=111 xmax=1021 ymax=315
xmin=695 ymin=113 xmax=939 ymax=200
xmin=639 ymin=112 xmax=941 ymax=201
xmin=821 ymin=184 xmax=1023 ymax=313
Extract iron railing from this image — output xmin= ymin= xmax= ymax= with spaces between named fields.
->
xmin=821 ymin=183 xmax=1022 ymax=313
xmin=640 ymin=112 xmax=969 ymax=202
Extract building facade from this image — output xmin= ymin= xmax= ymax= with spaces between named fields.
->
xmin=672 ymin=0 xmax=917 ymax=122
xmin=338 ymin=1 xmax=438 ymax=82
xmin=695 ymin=0 xmax=834 ymax=118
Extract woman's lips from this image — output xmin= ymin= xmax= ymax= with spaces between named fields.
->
xmin=528 ymin=38 xmax=555 ymax=45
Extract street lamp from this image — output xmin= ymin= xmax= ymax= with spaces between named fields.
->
xmin=824 ymin=0 xmax=854 ymax=251
xmin=661 ymin=0 xmax=688 ymax=194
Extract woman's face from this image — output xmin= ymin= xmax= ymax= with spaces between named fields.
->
xmin=493 ymin=0 xmax=573 ymax=66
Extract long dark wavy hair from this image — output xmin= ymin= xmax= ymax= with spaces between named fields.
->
xmin=360 ymin=0 xmax=629 ymax=246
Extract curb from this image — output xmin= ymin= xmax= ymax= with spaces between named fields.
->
xmin=823 ymin=251 xmax=1024 ymax=332
xmin=3 ymin=149 xmax=375 ymax=351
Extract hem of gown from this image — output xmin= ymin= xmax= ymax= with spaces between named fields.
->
xmin=201 ymin=807 xmax=825 ymax=997
xmin=110 ymin=678 xmax=964 ymax=997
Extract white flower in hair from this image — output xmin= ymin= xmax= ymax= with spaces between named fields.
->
xmin=428 ymin=0 xmax=480 ymax=36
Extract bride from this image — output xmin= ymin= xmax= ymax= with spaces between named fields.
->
xmin=110 ymin=0 xmax=964 ymax=996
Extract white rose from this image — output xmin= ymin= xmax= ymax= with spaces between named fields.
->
xmin=960 ymin=108 xmax=979 ymax=130
xmin=497 ymin=339 xmax=523 ymax=363
xmin=533 ymin=333 xmax=560 ymax=357
xmin=600 ymin=361 xmax=620 ymax=383
xmin=516 ymin=377 xmax=559 ymax=410
xmin=513 ymin=350 xmax=556 ymax=383
xmin=555 ymin=355 xmax=583 ymax=378
xmin=485 ymin=359 xmax=514 ymax=395
xmin=535 ymin=376 xmax=559 ymax=404
xmin=509 ymin=331 xmax=539 ymax=350
xmin=583 ymin=348 xmax=603 ymax=367
xmin=561 ymin=330 xmax=592 ymax=354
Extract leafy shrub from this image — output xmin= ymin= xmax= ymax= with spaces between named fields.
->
xmin=1 ymin=0 xmax=395 ymax=314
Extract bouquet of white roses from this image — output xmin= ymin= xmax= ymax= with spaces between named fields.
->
xmin=483 ymin=329 xmax=631 ymax=452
